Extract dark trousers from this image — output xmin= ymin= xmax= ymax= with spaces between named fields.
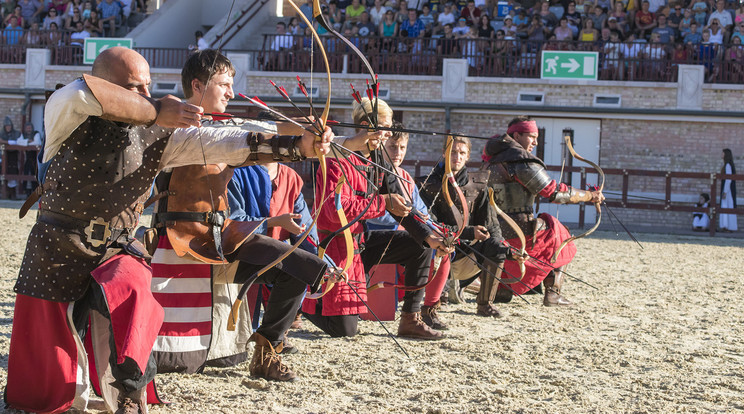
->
xmin=303 ymin=229 xmax=432 ymax=338
xmin=230 ymin=237 xmax=323 ymax=347
xmin=361 ymin=229 xmax=432 ymax=313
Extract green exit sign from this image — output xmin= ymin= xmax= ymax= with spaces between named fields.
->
xmin=83 ymin=38 xmax=133 ymax=65
xmin=540 ymin=51 xmax=598 ymax=81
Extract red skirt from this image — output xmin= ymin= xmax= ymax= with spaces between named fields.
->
xmin=501 ymin=213 xmax=577 ymax=295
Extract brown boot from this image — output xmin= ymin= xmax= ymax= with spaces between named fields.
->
xmin=475 ymin=262 xmax=503 ymax=318
xmin=115 ymin=398 xmax=142 ymax=414
xmin=543 ymin=270 xmax=573 ymax=307
xmin=421 ymin=301 xmax=449 ymax=330
xmin=248 ymin=332 xmax=298 ymax=381
xmin=493 ymin=285 xmax=513 ymax=303
xmin=289 ymin=311 xmax=303 ymax=330
xmin=397 ymin=312 xmax=445 ymax=340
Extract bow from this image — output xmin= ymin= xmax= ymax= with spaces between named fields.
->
xmin=306 ymin=177 xmax=354 ymax=300
xmin=227 ymin=0 xmax=332 ymax=330
xmin=550 ymin=132 xmax=605 ymax=263
xmin=441 ymin=135 xmax=469 ymax=242
xmin=487 ymin=187 xmax=526 ymax=281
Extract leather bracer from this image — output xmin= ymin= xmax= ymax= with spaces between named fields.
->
xmin=82 ymin=74 xmax=159 ymax=126
xmin=550 ymin=187 xmax=593 ymax=204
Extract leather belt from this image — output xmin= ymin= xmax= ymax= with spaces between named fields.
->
xmin=38 ymin=210 xmax=129 ymax=248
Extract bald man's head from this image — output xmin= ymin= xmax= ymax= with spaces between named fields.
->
xmin=91 ymin=47 xmax=152 ymax=97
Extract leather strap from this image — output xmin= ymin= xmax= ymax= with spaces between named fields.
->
xmin=156 ymin=211 xmax=226 ymax=227
xmin=19 ymin=180 xmax=61 ymax=219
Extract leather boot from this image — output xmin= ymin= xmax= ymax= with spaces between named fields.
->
xmin=279 ymin=330 xmax=298 ymax=355
xmin=493 ymin=284 xmax=513 ymax=303
xmin=421 ymin=301 xmax=449 ymax=330
xmin=543 ymin=270 xmax=573 ymax=307
xmin=114 ymin=397 xmax=143 ymax=414
xmin=397 ymin=312 xmax=445 ymax=340
xmin=248 ymin=332 xmax=298 ymax=381
xmin=476 ymin=262 xmax=503 ymax=318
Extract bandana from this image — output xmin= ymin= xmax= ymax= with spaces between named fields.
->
xmin=506 ymin=120 xmax=538 ymax=135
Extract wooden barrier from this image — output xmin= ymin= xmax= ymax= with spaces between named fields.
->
xmin=0 ymin=144 xmax=41 ymax=200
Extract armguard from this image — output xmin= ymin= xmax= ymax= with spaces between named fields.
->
xmin=82 ymin=74 xmax=159 ymax=126
xmin=550 ymin=187 xmax=593 ymax=204
xmin=508 ymin=162 xmax=552 ymax=194
xmin=244 ymin=133 xmax=305 ymax=164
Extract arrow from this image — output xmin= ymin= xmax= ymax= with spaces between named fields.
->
xmin=560 ymin=58 xmax=580 ymax=73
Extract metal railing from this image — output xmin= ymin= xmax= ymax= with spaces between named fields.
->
xmin=257 ymin=34 xmax=744 ymax=83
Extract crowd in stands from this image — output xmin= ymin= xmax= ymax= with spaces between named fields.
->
xmin=270 ymin=0 xmax=744 ymax=81
xmin=1 ymin=0 xmax=148 ymax=48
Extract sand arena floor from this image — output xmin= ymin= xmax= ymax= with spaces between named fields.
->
xmin=0 ymin=201 xmax=742 ymax=413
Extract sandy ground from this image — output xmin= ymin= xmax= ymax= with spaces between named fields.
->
xmin=0 ymin=200 xmax=743 ymax=413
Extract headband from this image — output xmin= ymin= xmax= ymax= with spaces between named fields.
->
xmin=506 ymin=120 xmax=538 ymax=135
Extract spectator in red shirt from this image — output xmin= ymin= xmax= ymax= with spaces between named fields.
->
xmin=460 ymin=0 xmax=481 ymax=26
xmin=635 ymin=0 xmax=656 ymax=39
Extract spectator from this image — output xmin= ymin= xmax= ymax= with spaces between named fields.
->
xmin=589 ymin=5 xmax=607 ymax=30
xmin=678 ymin=8 xmax=693 ymax=37
xmin=98 ymin=0 xmax=123 ymax=36
xmin=736 ymin=3 xmax=744 ymax=27
xmin=119 ymin=0 xmax=133 ymax=20
xmin=635 ymin=0 xmax=655 ymax=38
xmin=609 ymin=1 xmax=627 ymax=27
xmin=270 ymin=21 xmax=294 ymax=51
xmin=18 ymin=0 xmax=41 ymax=27
xmin=401 ymin=7 xmax=426 ymax=37
xmin=564 ymin=1 xmax=582 ymax=35
xmin=725 ymin=37 xmax=744 ymax=82
xmin=692 ymin=193 xmax=710 ymax=231
xmin=553 ymin=16 xmax=573 ymax=40
xmin=643 ymin=32 xmax=667 ymax=79
xmin=64 ymin=0 xmax=84 ymax=18
xmin=707 ymin=18 xmax=724 ymax=44
xmin=357 ymin=10 xmax=377 ymax=35
xmin=48 ymin=0 xmax=66 ymax=14
xmin=419 ymin=4 xmax=434 ymax=31
xmin=42 ymin=6 xmax=62 ymax=29
xmin=684 ymin=21 xmax=702 ymax=43
xmin=69 ymin=19 xmax=89 ymax=45
xmin=379 ymin=9 xmax=397 ymax=38
xmin=287 ymin=16 xmax=301 ymax=35
xmin=16 ymin=121 xmax=41 ymax=194
xmin=437 ymin=23 xmax=459 ymax=54
xmin=21 ymin=20 xmax=41 ymax=44
xmin=436 ymin=3 xmax=456 ymax=33
xmin=345 ymin=0 xmax=366 ymax=25
xmin=1 ymin=116 xmax=20 ymax=143
xmin=667 ymin=4 xmax=683 ymax=35
xmin=297 ymin=0 xmax=312 ymax=28
xmin=513 ymin=8 xmax=530 ymax=37
xmin=502 ymin=15 xmax=517 ymax=38
xmin=691 ymin=0 xmax=707 ymax=28
xmin=325 ymin=1 xmax=343 ymax=31
xmin=477 ymin=14 xmax=493 ymax=38
xmin=607 ymin=16 xmax=625 ymax=37
xmin=621 ymin=32 xmax=644 ymax=80
xmin=64 ymin=3 xmax=82 ymax=29
xmin=574 ymin=0 xmax=587 ymax=15
xmin=1 ymin=0 xmax=17 ymax=21
xmin=536 ymin=0 xmax=558 ymax=30
xmin=369 ymin=0 xmax=388 ymax=25
xmin=460 ymin=0 xmax=480 ymax=26
xmin=652 ymin=14 xmax=674 ymax=43
xmin=719 ymin=148 xmax=737 ymax=232
xmin=84 ymin=8 xmax=102 ymax=36
xmin=81 ymin=0 xmax=92 ymax=19
xmin=731 ymin=18 xmax=744 ymax=43
xmin=453 ymin=16 xmax=469 ymax=36
xmin=708 ymin=0 xmax=732 ymax=32
xmin=462 ymin=24 xmax=483 ymax=68
xmin=647 ymin=0 xmax=665 ymax=14
xmin=3 ymin=15 xmax=23 ymax=44
xmin=191 ymin=30 xmax=208 ymax=51
xmin=42 ymin=20 xmax=62 ymax=45
xmin=698 ymin=29 xmax=721 ymax=82
xmin=579 ymin=17 xmax=599 ymax=41
xmin=394 ymin=1 xmax=409 ymax=25
xmin=3 ymin=5 xmax=24 ymax=27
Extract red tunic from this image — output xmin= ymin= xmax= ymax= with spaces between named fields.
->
xmin=302 ymin=157 xmax=386 ymax=316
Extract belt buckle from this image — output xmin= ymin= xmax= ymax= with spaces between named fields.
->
xmin=84 ymin=217 xmax=112 ymax=248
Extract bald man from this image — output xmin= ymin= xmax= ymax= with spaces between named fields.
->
xmin=6 ymin=47 xmax=332 ymax=414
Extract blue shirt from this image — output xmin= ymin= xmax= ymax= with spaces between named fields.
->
xmin=400 ymin=18 xmax=426 ymax=37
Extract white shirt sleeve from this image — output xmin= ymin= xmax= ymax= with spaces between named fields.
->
xmin=159 ymin=118 xmax=278 ymax=170
xmin=43 ymin=79 xmax=103 ymax=162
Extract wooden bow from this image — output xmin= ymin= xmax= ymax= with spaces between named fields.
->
xmin=487 ymin=187 xmax=526 ymax=281
xmin=227 ymin=0 xmax=332 ymax=330
xmin=550 ymin=132 xmax=605 ymax=263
